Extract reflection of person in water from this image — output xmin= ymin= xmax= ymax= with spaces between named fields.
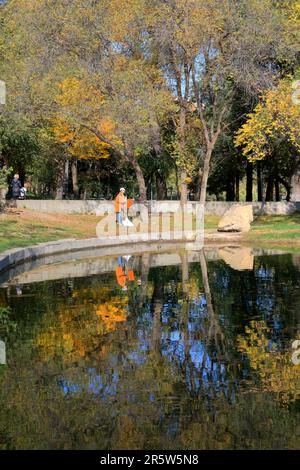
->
xmin=0 ymin=339 xmax=6 ymax=365
xmin=16 ymin=284 xmax=23 ymax=296
xmin=115 ymin=256 xmax=136 ymax=291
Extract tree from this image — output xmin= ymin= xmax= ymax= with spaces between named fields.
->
xmin=147 ymin=0 xmax=298 ymax=202
xmin=0 ymin=0 xmax=176 ymax=201
xmin=51 ymin=62 xmax=174 ymax=201
xmin=235 ymin=78 xmax=300 ymax=162
xmin=1 ymin=0 xmax=298 ymax=201
xmin=235 ymin=78 xmax=300 ymax=200
xmin=52 ymin=78 xmax=115 ymax=197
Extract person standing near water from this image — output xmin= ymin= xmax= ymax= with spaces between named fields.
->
xmin=115 ymin=187 xmax=127 ymax=224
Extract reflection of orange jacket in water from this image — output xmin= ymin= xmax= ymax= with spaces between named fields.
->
xmin=115 ymin=266 xmax=135 ymax=287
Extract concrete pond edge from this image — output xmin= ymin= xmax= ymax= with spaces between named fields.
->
xmin=0 ymin=234 xmax=208 ymax=277
xmin=0 ymin=233 xmax=291 ymax=287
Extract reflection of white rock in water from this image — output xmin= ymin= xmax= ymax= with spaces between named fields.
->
xmin=0 ymin=340 xmax=6 ymax=365
xmin=0 ymin=80 xmax=6 ymax=104
xmin=292 ymin=254 xmax=300 ymax=271
xmin=218 ymin=204 xmax=253 ymax=232
xmin=219 ymin=247 xmax=254 ymax=271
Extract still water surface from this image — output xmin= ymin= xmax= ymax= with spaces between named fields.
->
xmin=0 ymin=248 xmax=299 ymax=449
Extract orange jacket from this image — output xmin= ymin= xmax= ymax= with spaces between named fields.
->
xmin=127 ymin=198 xmax=134 ymax=209
xmin=115 ymin=194 xmax=134 ymax=212
xmin=115 ymin=192 xmax=126 ymax=213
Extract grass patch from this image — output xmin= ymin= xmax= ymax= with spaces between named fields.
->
xmin=204 ymin=214 xmax=220 ymax=229
xmin=247 ymin=231 xmax=300 ymax=240
xmin=0 ymin=211 xmax=95 ymax=253
xmin=250 ymin=214 xmax=300 ymax=230
xmin=245 ymin=214 xmax=300 ymax=245
xmin=0 ymin=225 xmax=78 ymax=252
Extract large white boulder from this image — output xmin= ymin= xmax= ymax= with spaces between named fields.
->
xmin=217 ymin=204 xmax=253 ymax=232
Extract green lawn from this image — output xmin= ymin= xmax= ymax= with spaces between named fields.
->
xmin=203 ymin=213 xmax=300 ymax=248
xmin=245 ymin=214 xmax=300 ymax=243
xmin=0 ymin=210 xmax=99 ymax=253
xmin=0 ymin=219 xmax=81 ymax=252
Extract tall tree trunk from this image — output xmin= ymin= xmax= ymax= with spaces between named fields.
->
xmin=155 ymin=172 xmax=167 ymax=200
xmin=246 ymin=160 xmax=253 ymax=202
xmin=129 ymin=155 xmax=147 ymax=202
xmin=180 ymin=170 xmax=188 ymax=205
xmin=235 ymin=172 xmax=240 ymax=201
xmin=199 ymin=147 xmax=213 ymax=203
xmin=174 ymin=165 xmax=180 ymax=198
xmin=179 ymin=104 xmax=188 ymax=205
xmin=55 ymin=158 xmax=68 ymax=200
xmin=275 ymin=179 xmax=280 ymax=201
xmin=55 ymin=180 xmax=64 ymax=200
xmin=257 ymin=161 xmax=262 ymax=202
xmin=226 ymin=177 xmax=235 ymax=201
xmin=195 ymin=168 xmax=203 ymax=201
xmin=290 ymin=162 xmax=300 ymax=202
xmin=265 ymin=175 xmax=274 ymax=201
xmin=71 ymin=158 xmax=79 ymax=198
xmin=278 ymin=176 xmax=291 ymax=201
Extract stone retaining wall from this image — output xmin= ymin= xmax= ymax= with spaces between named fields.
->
xmin=205 ymin=201 xmax=300 ymax=216
xmin=16 ymin=199 xmax=300 ymax=216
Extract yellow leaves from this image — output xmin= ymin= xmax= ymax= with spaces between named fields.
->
xmin=35 ymin=286 xmax=129 ymax=364
xmin=52 ymin=77 xmax=122 ymax=159
xmin=96 ymin=293 xmax=128 ymax=333
xmin=238 ymin=320 xmax=300 ymax=405
xmin=56 ymin=77 xmax=104 ymax=109
xmin=52 ymin=116 xmax=111 ymax=160
xmin=96 ymin=302 xmax=127 ymax=333
xmin=107 ymin=0 xmax=147 ymax=45
xmin=235 ymin=78 xmax=300 ymax=161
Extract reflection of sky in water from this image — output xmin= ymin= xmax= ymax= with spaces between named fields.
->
xmin=58 ymin=297 xmax=231 ymax=400
xmin=256 ymin=266 xmax=275 ymax=279
xmin=189 ymin=340 xmax=206 ymax=368
xmin=59 ymin=369 xmax=119 ymax=397
xmin=256 ymin=294 xmax=275 ymax=314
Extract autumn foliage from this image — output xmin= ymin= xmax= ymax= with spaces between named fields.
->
xmin=235 ymin=79 xmax=300 ymax=161
xmin=238 ymin=320 xmax=300 ymax=405
xmin=52 ymin=77 xmax=119 ymax=160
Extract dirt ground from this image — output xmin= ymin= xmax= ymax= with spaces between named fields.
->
xmin=1 ymin=208 xmax=100 ymax=238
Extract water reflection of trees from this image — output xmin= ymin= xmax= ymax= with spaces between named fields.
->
xmin=0 ymin=252 xmax=299 ymax=449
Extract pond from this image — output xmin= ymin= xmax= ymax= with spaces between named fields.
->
xmin=0 ymin=247 xmax=299 ymax=450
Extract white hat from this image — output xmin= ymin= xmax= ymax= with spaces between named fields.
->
xmin=120 ymin=187 xmax=125 ymax=192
